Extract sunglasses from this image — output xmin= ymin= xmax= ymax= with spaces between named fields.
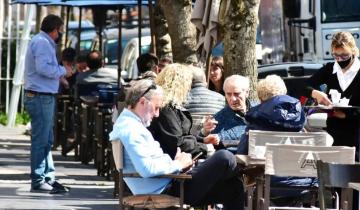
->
xmin=332 ymin=53 xmax=351 ymax=60
xmin=140 ymin=84 xmax=157 ymax=98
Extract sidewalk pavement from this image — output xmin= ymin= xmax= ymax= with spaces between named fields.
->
xmin=0 ymin=125 xmax=118 ymax=210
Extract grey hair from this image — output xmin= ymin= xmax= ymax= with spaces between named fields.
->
xmin=257 ymin=74 xmax=287 ymax=102
xmin=125 ymin=79 xmax=163 ymax=108
xmin=223 ymin=75 xmax=250 ymax=91
xmin=191 ymin=66 xmax=206 ymax=85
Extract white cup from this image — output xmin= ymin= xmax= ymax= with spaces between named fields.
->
xmin=329 ymin=89 xmax=341 ymax=104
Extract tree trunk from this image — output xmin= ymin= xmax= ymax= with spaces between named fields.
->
xmin=158 ymin=0 xmax=197 ymax=64
xmin=153 ymin=3 xmax=172 ymax=60
xmin=219 ymin=0 xmax=260 ymax=101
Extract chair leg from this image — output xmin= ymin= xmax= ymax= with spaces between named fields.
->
xmin=180 ymin=180 xmax=185 ymax=210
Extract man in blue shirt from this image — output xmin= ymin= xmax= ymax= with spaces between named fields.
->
xmin=24 ymin=14 xmax=71 ymax=193
xmin=110 ymin=79 xmax=244 ymax=209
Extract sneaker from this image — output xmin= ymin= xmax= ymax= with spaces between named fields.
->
xmin=30 ymin=183 xmax=53 ymax=192
xmin=48 ymin=180 xmax=70 ymax=193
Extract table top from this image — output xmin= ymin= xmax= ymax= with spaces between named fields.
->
xmin=235 ymin=155 xmax=265 ymax=166
xmin=305 ymin=105 xmax=360 ymax=110
xmin=348 ymin=182 xmax=360 ymax=191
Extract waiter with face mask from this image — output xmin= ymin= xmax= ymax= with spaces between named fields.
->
xmin=24 ymin=14 xmax=72 ymax=193
xmin=304 ymin=31 xmax=360 ymax=160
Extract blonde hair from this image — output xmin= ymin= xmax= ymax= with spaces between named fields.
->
xmin=155 ymin=63 xmax=193 ymax=106
xmin=257 ymin=75 xmax=287 ymax=102
xmin=331 ymin=31 xmax=360 ymax=57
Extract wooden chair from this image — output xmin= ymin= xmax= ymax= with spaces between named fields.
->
xmin=262 ymin=144 xmax=355 ymax=210
xmin=317 ymin=160 xmax=360 ymax=210
xmin=112 ymin=140 xmax=192 ymax=210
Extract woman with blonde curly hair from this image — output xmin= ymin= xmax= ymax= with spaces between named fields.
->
xmin=148 ymin=63 xmax=217 ymax=159
xmin=237 ymin=74 xmax=306 ymax=154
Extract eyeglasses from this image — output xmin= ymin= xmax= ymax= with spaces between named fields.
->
xmin=332 ymin=53 xmax=351 ymax=60
xmin=140 ymin=84 xmax=157 ymax=98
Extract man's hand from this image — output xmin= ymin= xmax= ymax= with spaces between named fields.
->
xmin=63 ymin=63 xmax=74 ymax=78
xmin=202 ymin=116 xmax=218 ymax=136
xmin=174 ymin=148 xmax=193 ymax=170
xmin=204 ymin=134 xmax=220 ymax=145
xmin=60 ymin=76 xmax=69 ymax=89
xmin=312 ymin=90 xmax=332 ymax=106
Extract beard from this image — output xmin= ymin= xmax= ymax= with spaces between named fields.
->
xmin=143 ymin=118 xmax=152 ymax=127
xmin=142 ymin=103 xmax=153 ymax=127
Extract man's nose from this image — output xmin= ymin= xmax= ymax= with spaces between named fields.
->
xmin=230 ymin=95 xmax=238 ymax=101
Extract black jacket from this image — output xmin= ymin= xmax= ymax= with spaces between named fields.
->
xmin=148 ymin=104 xmax=208 ymax=159
xmin=305 ymin=62 xmax=360 ymax=155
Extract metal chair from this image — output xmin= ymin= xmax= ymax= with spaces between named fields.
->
xmin=263 ymin=144 xmax=355 ymax=210
xmin=243 ymin=130 xmax=338 ymax=210
xmin=112 ymin=140 xmax=192 ymax=210
xmin=317 ymin=160 xmax=360 ymax=210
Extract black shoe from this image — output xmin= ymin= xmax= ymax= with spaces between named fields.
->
xmin=48 ymin=181 xmax=70 ymax=193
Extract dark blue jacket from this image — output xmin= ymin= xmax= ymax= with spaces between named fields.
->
xmin=212 ymin=99 xmax=251 ymax=141
xmin=237 ymin=95 xmax=306 ymax=154
xmin=237 ymin=95 xmax=317 ymax=199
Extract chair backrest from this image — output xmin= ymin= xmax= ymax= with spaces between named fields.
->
xmin=317 ymin=160 xmax=360 ymax=188
xmin=265 ymin=144 xmax=355 ymax=177
xmin=248 ymin=130 xmax=329 ymax=160
xmin=112 ymin=140 xmax=123 ymax=171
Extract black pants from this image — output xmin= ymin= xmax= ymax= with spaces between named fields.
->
xmin=168 ymin=150 xmax=244 ymax=210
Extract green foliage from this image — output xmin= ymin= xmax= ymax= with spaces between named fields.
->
xmin=16 ymin=112 xmax=31 ymax=125
xmin=0 ymin=112 xmax=7 ymax=125
xmin=0 ymin=112 xmax=31 ymax=125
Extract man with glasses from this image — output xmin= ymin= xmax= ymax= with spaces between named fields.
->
xmin=110 ymin=79 xmax=244 ymax=210
xmin=24 ymin=14 xmax=71 ymax=193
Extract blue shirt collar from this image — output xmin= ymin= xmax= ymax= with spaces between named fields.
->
xmin=40 ymin=31 xmax=56 ymax=47
xmin=122 ymin=108 xmax=144 ymax=124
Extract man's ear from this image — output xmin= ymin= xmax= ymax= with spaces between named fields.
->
xmin=138 ymin=97 xmax=146 ymax=105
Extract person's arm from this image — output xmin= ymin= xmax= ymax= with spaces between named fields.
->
xmin=32 ymin=39 xmax=66 ymax=79
xmin=110 ymin=125 xmax=183 ymax=178
xmin=149 ymin=106 xmax=208 ymax=159
xmin=304 ymin=63 xmax=333 ymax=105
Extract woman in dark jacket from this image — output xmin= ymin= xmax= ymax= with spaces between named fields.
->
xmin=148 ymin=63 xmax=218 ymax=159
xmin=304 ymin=31 xmax=360 ymax=160
xmin=237 ymin=75 xmax=317 ymax=206
xmin=237 ymin=75 xmax=306 ymax=154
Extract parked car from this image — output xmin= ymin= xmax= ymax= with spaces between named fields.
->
xmin=257 ymin=62 xmax=324 ymax=99
xmin=66 ymin=20 xmax=96 ymax=53
xmin=103 ymin=27 xmax=150 ymax=66
xmin=120 ymin=35 xmax=151 ymax=80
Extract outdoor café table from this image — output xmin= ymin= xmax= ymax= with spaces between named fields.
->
xmin=305 ymin=105 xmax=360 ymax=161
xmin=305 ymin=105 xmax=360 ymax=112
xmin=236 ymin=155 xmax=265 ymax=210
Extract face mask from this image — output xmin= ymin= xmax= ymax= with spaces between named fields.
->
xmin=55 ymin=31 xmax=63 ymax=44
xmin=337 ymin=56 xmax=352 ymax=69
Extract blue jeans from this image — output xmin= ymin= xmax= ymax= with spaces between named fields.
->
xmin=24 ymin=94 xmax=56 ymax=188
